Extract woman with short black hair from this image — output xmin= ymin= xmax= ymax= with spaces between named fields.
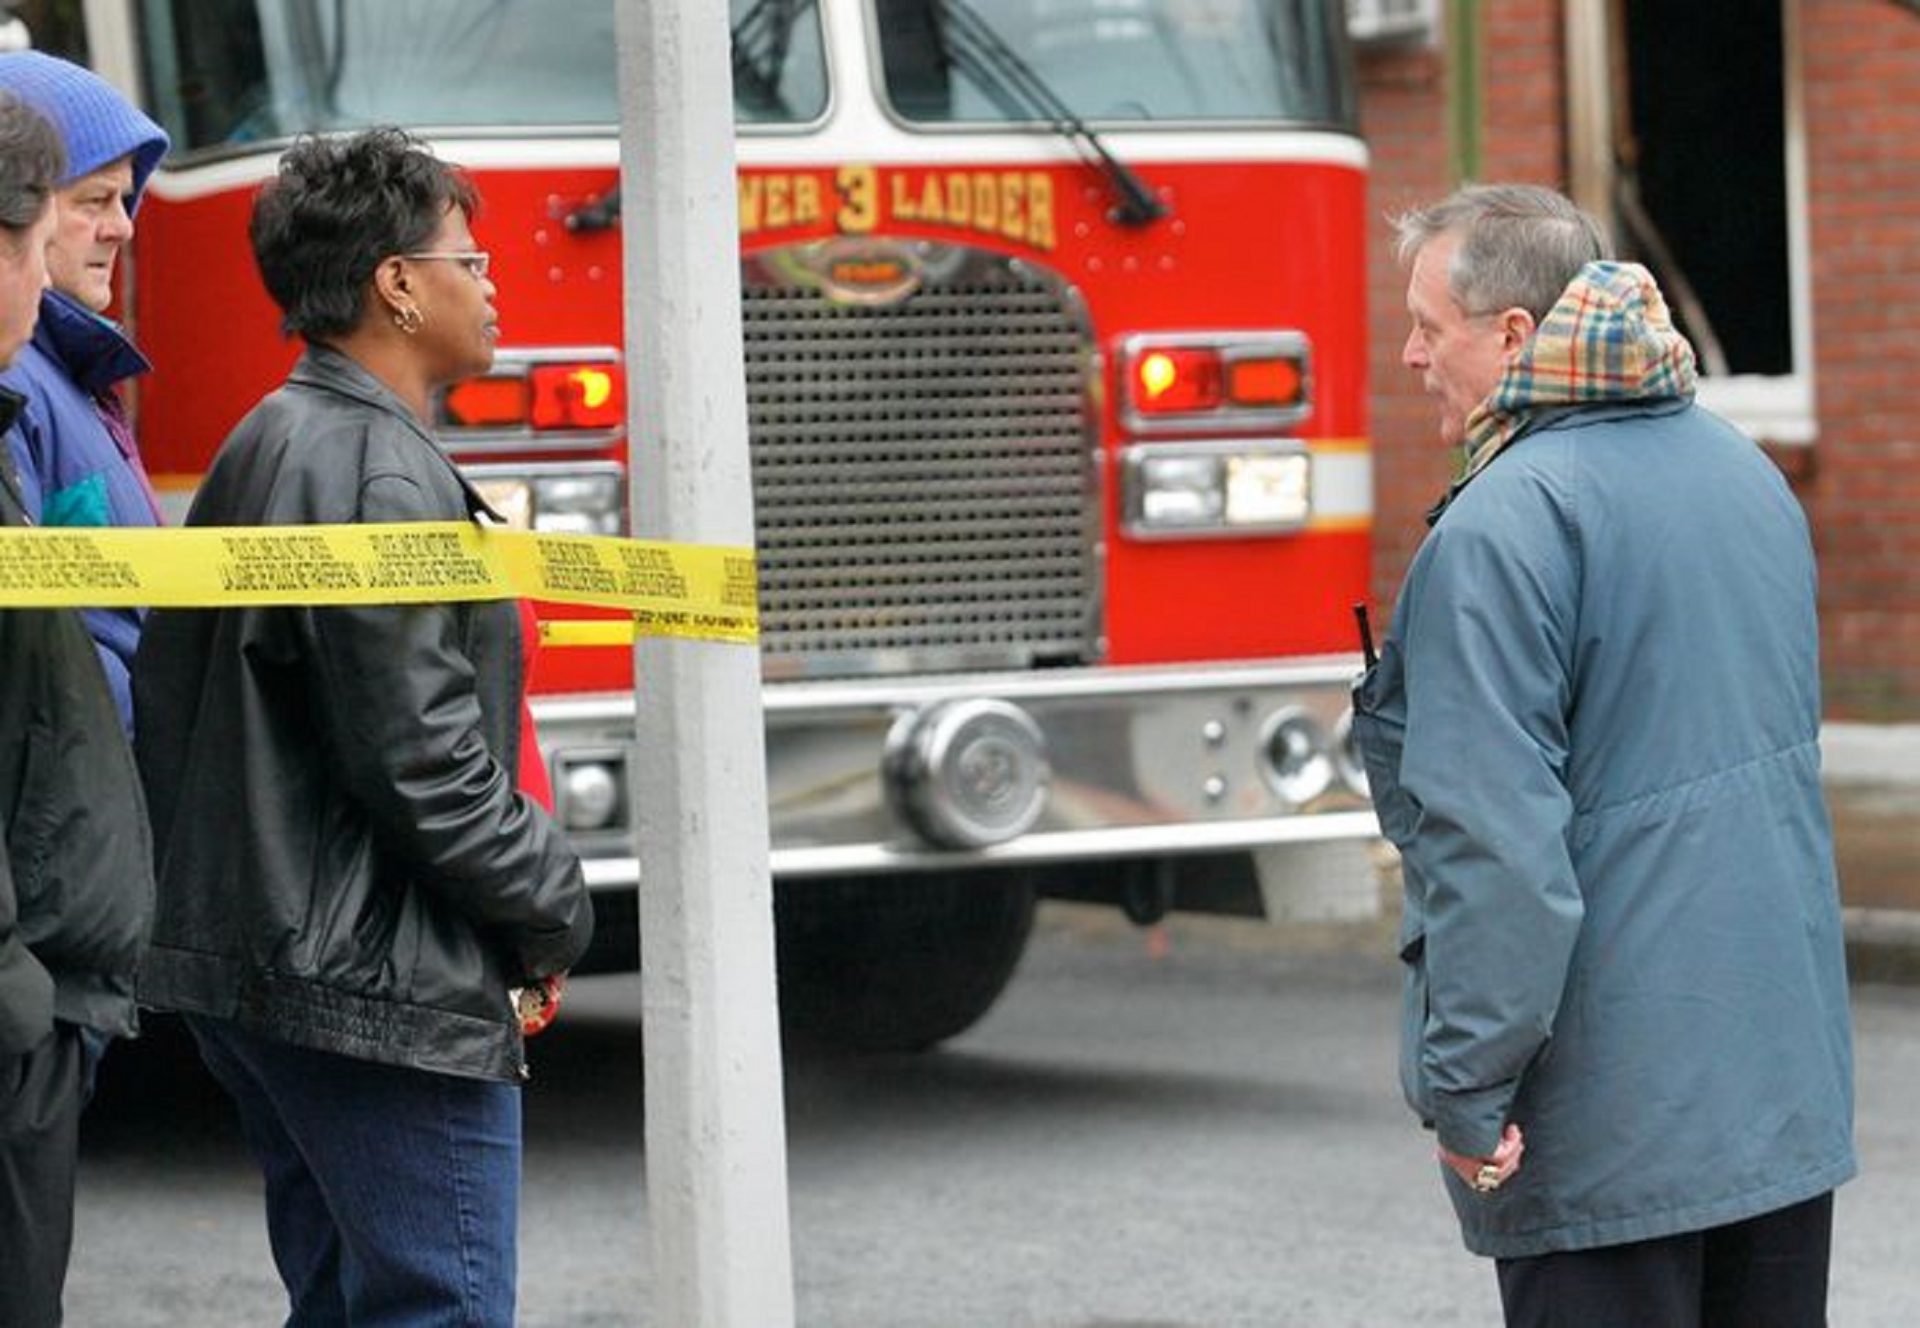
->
xmin=132 ymin=128 xmax=591 ymax=1327
xmin=251 ymin=125 xmax=479 ymax=343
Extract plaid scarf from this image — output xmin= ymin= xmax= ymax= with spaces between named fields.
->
xmin=1430 ymin=261 xmax=1698 ymax=523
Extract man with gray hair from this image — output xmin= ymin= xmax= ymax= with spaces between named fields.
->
xmin=0 ymin=89 xmax=154 ymax=1328
xmin=1353 ymin=182 xmax=1854 ymax=1325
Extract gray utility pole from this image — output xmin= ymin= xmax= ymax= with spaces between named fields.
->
xmin=616 ymin=2 xmax=796 ymax=1324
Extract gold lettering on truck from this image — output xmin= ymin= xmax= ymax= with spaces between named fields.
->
xmin=740 ymin=166 xmax=1056 ymax=250
xmin=738 ymin=175 xmax=762 ymax=232
xmin=835 ymin=165 xmax=879 ymax=233
xmin=1026 ymin=173 xmax=1056 ymax=249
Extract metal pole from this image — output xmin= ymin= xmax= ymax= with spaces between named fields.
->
xmin=1447 ymin=0 xmax=1483 ymax=183
xmin=1563 ymin=0 xmax=1619 ymax=247
xmin=615 ymin=2 xmax=796 ymax=1324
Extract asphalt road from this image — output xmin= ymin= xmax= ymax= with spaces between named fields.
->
xmin=69 ymin=906 xmax=1920 ymax=1326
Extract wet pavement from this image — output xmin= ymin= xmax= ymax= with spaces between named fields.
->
xmin=72 ymin=909 xmax=1920 ymax=1326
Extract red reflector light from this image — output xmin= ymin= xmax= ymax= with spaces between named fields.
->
xmin=1227 ymin=356 xmax=1304 ymax=408
xmin=444 ymin=375 xmax=530 ymax=428
xmin=530 ymin=363 xmax=625 ymax=431
xmin=1132 ymin=347 xmax=1223 ymax=414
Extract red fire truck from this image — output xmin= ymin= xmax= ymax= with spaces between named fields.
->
xmin=43 ymin=0 xmax=1376 ymax=1049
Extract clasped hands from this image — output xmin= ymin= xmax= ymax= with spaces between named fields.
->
xmin=1439 ymin=1122 xmax=1525 ymax=1195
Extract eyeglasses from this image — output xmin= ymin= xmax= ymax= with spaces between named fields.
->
xmin=403 ymin=250 xmax=491 ymax=280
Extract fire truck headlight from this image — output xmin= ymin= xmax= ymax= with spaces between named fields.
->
xmin=1224 ymin=452 xmax=1311 ymax=526
xmin=1123 ymin=443 xmax=1311 ymax=538
xmin=556 ymin=753 xmax=628 ymax=832
xmin=531 ymin=473 xmax=625 ymax=536
xmin=464 ymin=465 xmax=626 ymax=535
xmin=1135 ymin=454 xmax=1224 ymax=529
xmin=1259 ymin=708 xmax=1334 ymax=806
xmin=471 ymin=477 xmax=535 ymax=529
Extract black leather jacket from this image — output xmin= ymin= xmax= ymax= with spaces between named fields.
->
xmin=132 ymin=348 xmax=591 ymax=1082
xmin=0 ymin=388 xmax=153 ymax=1056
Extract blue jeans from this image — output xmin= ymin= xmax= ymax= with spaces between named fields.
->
xmin=185 ymin=1016 xmax=521 ymax=1328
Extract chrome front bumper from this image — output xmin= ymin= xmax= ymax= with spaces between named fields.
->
xmin=536 ymin=658 xmax=1380 ymax=888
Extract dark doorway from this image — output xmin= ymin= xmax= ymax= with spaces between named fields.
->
xmin=1618 ymin=0 xmax=1792 ymax=377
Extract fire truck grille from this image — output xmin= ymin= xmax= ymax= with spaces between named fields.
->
xmin=742 ymin=267 xmax=1096 ymax=675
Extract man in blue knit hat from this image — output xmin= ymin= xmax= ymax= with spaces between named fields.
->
xmin=0 ymin=50 xmax=169 ymax=736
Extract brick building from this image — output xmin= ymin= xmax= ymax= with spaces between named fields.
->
xmin=1353 ymin=1 xmax=1920 ymax=720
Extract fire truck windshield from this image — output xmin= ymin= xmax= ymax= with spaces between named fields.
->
xmin=136 ymin=0 xmax=829 ymax=154
xmin=876 ymin=0 xmax=1355 ymax=129
xmin=137 ymin=0 xmax=1351 ymax=157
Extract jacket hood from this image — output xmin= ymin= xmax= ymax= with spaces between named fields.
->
xmin=1457 ymin=260 xmax=1698 ymax=491
xmin=0 ymin=51 xmax=169 ymax=211
xmin=31 ymin=287 xmax=150 ymax=392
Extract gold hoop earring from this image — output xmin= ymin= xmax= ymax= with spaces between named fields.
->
xmin=393 ymin=305 xmax=424 ymax=335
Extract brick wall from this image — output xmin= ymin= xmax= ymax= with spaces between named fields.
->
xmin=1356 ymin=39 xmax=1454 ymax=608
xmin=1357 ymin=0 xmax=1920 ymax=719
xmin=1800 ymin=2 xmax=1920 ymax=718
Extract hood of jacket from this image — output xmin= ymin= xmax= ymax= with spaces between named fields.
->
xmin=0 ymin=50 xmax=170 ymax=210
xmin=1429 ymin=261 xmax=1698 ymax=524
xmin=29 ymin=288 xmax=150 ymax=394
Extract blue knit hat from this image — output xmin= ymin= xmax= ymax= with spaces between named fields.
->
xmin=0 ymin=51 xmax=168 ymax=213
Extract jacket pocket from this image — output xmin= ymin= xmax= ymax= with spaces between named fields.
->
xmin=11 ymin=713 xmax=60 ymax=920
xmin=1351 ymin=662 xmax=1420 ymax=847
xmin=0 ymin=937 xmax=55 ymax=1058
xmin=14 ymin=681 xmax=150 ymax=983
xmin=1396 ymin=901 xmax=1434 ymax=1124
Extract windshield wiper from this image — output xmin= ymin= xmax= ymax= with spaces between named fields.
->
xmin=931 ymin=0 xmax=1168 ymax=228
xmin=567 ymin=0 xmax=818 ymax=233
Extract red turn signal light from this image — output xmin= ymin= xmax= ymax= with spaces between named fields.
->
xmin=1226 ymin=355 xmax=1304 ymax=409
xmin=440 ymin=361 xmax=626 ymax=432
xmin=1123 ymin=334 xmax=1311 ymax=429
xmin=1134 ymin=347 xmax=1223 ymax=415
xmin=531 ymin=364 xmax=625 ymax=431
xmin=444 ymin=374 xmax=530 ymax=428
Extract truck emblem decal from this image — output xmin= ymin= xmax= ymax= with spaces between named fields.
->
xmin=793 ymin=237 xmax=925 ymax=307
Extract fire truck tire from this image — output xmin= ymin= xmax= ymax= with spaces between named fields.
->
xmin=774 ymin=870 xmax=1037 ymax=1053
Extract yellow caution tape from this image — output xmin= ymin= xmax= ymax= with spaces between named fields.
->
xmin=539 ymin=619 xmax=647 ymax=648
xmin=0 ymin=523 xmax=757 ymax=646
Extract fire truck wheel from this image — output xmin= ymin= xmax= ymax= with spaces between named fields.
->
xmin=775 ymin=869 xmax=1037 ymax=1054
